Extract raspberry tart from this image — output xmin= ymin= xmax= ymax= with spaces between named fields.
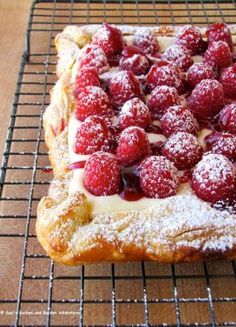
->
xmin=36 ymin=23 xmax=236 ymax=265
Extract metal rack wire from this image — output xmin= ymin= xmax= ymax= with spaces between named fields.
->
xmin=0 ymin=0 xmax=236 ymax=326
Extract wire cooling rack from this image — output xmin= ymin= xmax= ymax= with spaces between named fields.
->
xmin=0 ymin=0 xmax=236 ymax=326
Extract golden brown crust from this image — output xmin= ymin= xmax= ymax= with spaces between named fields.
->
xmin=37 ymin=24 xmax=236 ymax=265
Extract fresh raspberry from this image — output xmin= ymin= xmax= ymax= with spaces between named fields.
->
xmin=162 ymin=45 xmax=193 ymax=71
xmin=108 ymin=70 xmax=142 ymax=107
xmin=133 ymin=29 xmax=159 ymax=55
xmin=116 ymin=126 xmax=150 ymax=166
xmin=75 ymin=86 xmax=112 ymax=121
xmin=139 ymin=156 xmax=178 ymax=198
xmin=187 ymin=62 xmax=216 ymax=88
xmin=119 ymin=45 xmax=150 ymax=76
xmin=118 ymin=98 xmax=151 ymax=130
xmin=76 ymin=67 xmax=100 ymax=90
xmin=78 ymin=44 xmax=109 ymax=74
xmin=147 ymin=85 xmax=181 ymax=117
xmin=192 ymin=154 xmax=235 ymax=202
xmin=219 ymin=64 xmax=236 ymax=99
xmin=175 ymin=25 xmax=204 ymax=55
xmin=209 ymin=133 xmax=236 ymax=162
xmin=162 ymin=132 xmax=203 ymax=170
xmin=161 ymin=105 xmax=199 ymax=137
xmin=74 ymin=116 xmax=113 ymax=155
xmin=219 ymin=103 xmax=236 ymax=134
xmin=206 ymin=23 xmax=233 ymax=51
xmin=204 ymin=41 xmax=232 ymax=69
xmin=84 ymin=152 xmax=121 ymax=196
xmin=188 ymin=79 xmax=224 ymax=119
xmin=92 ymin=23 xmax=124 ymax=58
xmin=147 ymin=60 xmax=184 ymax=93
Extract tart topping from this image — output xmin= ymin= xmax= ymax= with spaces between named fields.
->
xmin=119 ymin=45 xmax=150 ymax=76
xmin=84 ymin=152 xmax=121 ymax=196
xmin=192 ymin=154 xmax=235 ymax=203
xmin=133 ymin=29 xmax=159 ymax=55
xmin=75 ymin=86 xmax=113 ymax=121
xmin=209 ymin=133 xmax=236 ymax=162
xmin=219 ymin=103 xmax=236 ymax=134
xmin=118 ymin=98 xmax=151 ymax=130
xmin=162 ymin=132 xmax=203 ymax=170
xmin=175 ymin=25 xmax=204 ymax=55
xmin=161 ymin=105 xmax=199 ymax=137
xmin=74 ymin=116 xmax=113 ymax=155
xmin=76 ymin=66 xmax=100 ymax=89
xmin=116 ymin=126 xmax=150 ymax=166
xmin=204 ymin=41 xmax=232 ymax=69
xmin=206 ymin=23 xmax=233 ymax=51
xmin=162 ymin=44 xmax=193 ymax=71
xmin=108 ymin=70 xmax=142 ymax=107
xmin=188 ymin=79 xmax=224 ymax=119
xmin=139 ymin=156 xmax=179 ymax=198
xmin=78 ymin=44 xmax=109 ymax=74
xmin=187 ymin=62 xmax=216 ymax=88
xmin=219 ymin=64 xmax=236 ymax=99
xmin=147 ymin=85 xmax=181 ymax=117
xmin=92 ymin=23 xmax=125 ymax=58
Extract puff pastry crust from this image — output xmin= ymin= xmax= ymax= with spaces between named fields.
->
xmin=36 ymin=24 xmax=236 ymax=265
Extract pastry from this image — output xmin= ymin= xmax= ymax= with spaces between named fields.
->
xmin=36 ymin=23 xmax=236 ymax=265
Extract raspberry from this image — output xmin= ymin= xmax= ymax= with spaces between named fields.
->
xmin=219 ymin=104 xmax=236 ymax=134
xmin=161 ymin=105 xmax=199 ymax=137
xmin=188 ymin=79 xmax=224 ymax=119
xmin=162 ymin=132 xmax=203 ymax=170
xmin=133 ymin=29 xmax=159 ymax=55
xmin=147 ymin=85 xmax=180 ymax=117
xmin=78 ymin=44 xmax=109 ymax=74
xmin=162 ymin=45 xmax=193 ymax=71
xmin=92 ymin=23 xmax=124 ymax=58
xmin=209 ymin=133 xmax=236 ymax=162
xmin=147 ymin=60 xmax=184 ymax=93
xmin=204 ymin=41 xmax=232 ymax=69
xmin=206 ymin=23 xmax=233 ymax=51
xmin=119 ymin=45 xmax=150 ymax=76
xmin=192 ymin=154 xmax=235 ymax=202
xmin=118 ymin=98 xmax=151 ymax=130
xmin=187 ymin=62 xmax=216 ymax=88
xmin=175 ymin=25 xmax=203 ymax=55
xmin=116 ymin=127 xmax=150 ymax=166
xmin=139 ymin=156 xmax=178 ymax=198
xmin=75 ymin=86 xmax=112 ymax=121
xmin=219 ymin=64 xmax=236 ymax=99
xmin=84 ymin=152 xmax=121 ymax=196
xmin=74 ymin=116 xmax=113 ymax=155
xmin=76 ymin=67 xmax=100 ymax=90
xmin=108 ymin=70 xmax=142 ymax=107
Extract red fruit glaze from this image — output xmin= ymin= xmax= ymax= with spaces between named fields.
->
xmin=175 ymin=25 xmax=203 ymax=55
xmin=67 ymin=160 xmax=86 ymax=171
xmin=120 ymin=171 xmax=143 ymax=201
xmin=139 ymin=156 xmax=179 ymax=198
xmin=51 ymin=118 xmax=66 ymax=136
xmin=147 ymin=60 xmax=184 ymax=93
xmin=75 ymin=86 xmax=112 ymax=121
xmin=74 ymin=116 xmax=113 ymax=155
xmin=108 ymin=70 xmax=142 ymax=107
xmin=118 ymin=98 xmax=151 ymax=130
xmin=162 ymin=45 xmax=193 ymax=71
xmin=147 ymin=85 xmax=181 ymax=117
xmin=210 ymin=133 xmax=236 ymax=161
xmin=188 ymin=79 xmax=224 ymax=119
xmin=92 ymin=23 xmax=124 ymax=58
xmin=161 ymin=105 xmax=199 ymax=137
xmin=219 ymin=103 xmax=236 ymax=134
xmin=84 ymin=152 xmax=121 ymax=196
xmin=204 ymin=41 xmax=232 ymax=69
xmin=76 ymin=67 xmax=100 ymax=90
xmin=133 ymin=29 xmax=159 ymax=55
xmin=116 ymin=126 xmax=150 ymax=166
xmin=162 ymin=132 xmax=203 ymax=170
xmin=219 ymin=64 xmax=236 ymax=99
xmin=119 ymin=45 xmax=150 ymax=76
xmin=192 ymin=154 xmax=235 ymax=202
xmin=78 ymin=44 xmax=109 ymax=74
xmin=206 ymin=23 xmax=233 ymax=51
xmin=187 ymin=62 xmax=216 ymax=88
